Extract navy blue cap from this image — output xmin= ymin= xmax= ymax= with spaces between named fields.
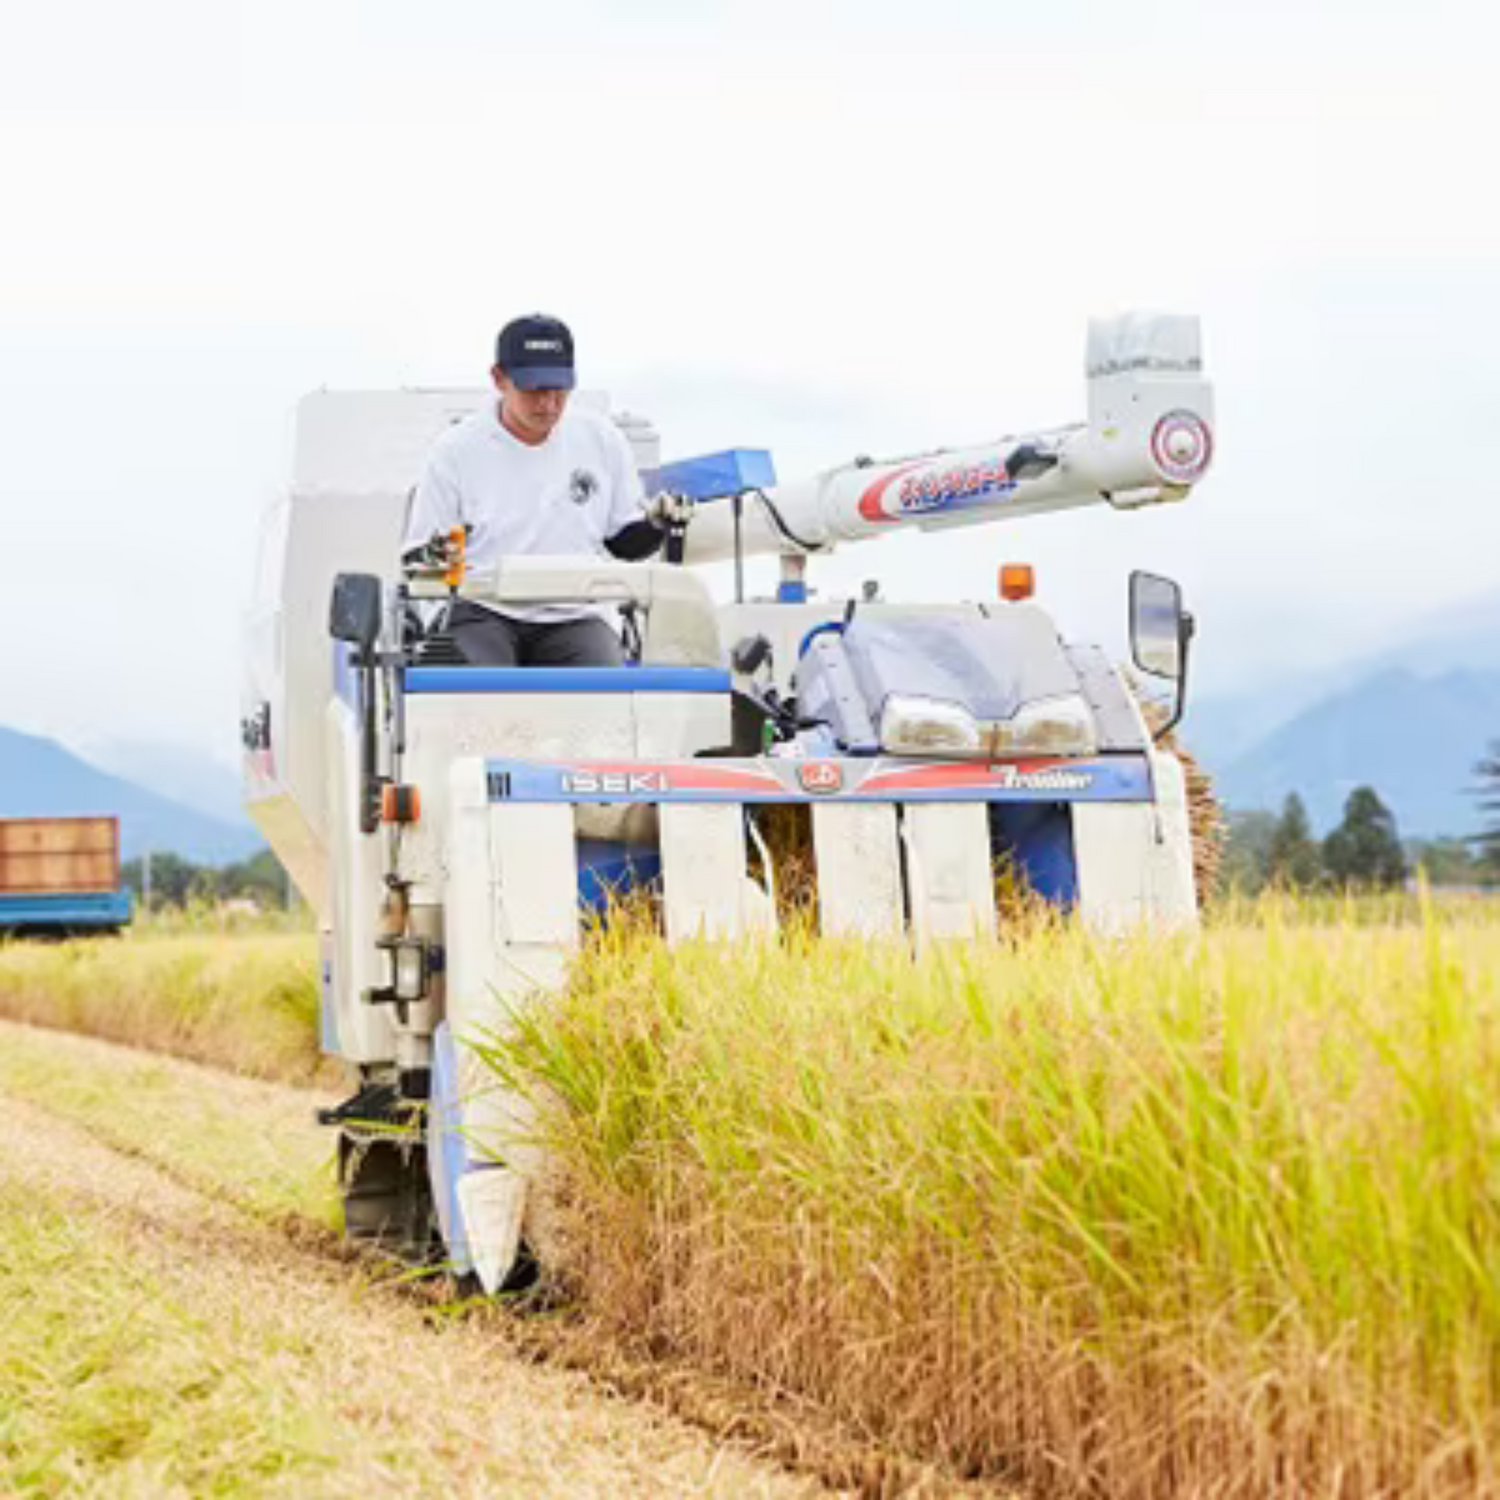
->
xmin=495 ymin=314 xmax=576 ymax=390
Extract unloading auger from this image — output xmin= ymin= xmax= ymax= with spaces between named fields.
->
xmin=242 ymin=311 xmax=1214 ymax=1290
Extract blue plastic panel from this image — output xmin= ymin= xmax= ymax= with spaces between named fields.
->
xmin=0 ymin=890 xmax=133 ymax=930
xmin=645 ymin=448 xmax=777 ymax=501
xmin=576 ymin=839 xmax=662 ymax=914
xmin=989 ymin=802 xmax=1078 ymax=908
xmin=405 ymin=666 xmax=730 ymax=695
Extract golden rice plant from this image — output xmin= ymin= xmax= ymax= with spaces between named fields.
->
xmin=0 ymin=931 xmax=326 ymax=1084
xmin=490 ymin=895 xmax=1500 ymax=1496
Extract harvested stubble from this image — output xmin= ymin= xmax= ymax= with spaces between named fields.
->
xmin=0 ymin=931 xmax=327 ymax=1085
xmin=491 ymin=899 xmax=1500 ymax=1497
xmin=0 ymin=1028 xmax=812 ymax=1500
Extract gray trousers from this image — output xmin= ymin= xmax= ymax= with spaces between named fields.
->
xmin=445 ymin=602 xmax=624 ymax=667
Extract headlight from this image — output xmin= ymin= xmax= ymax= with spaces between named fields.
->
xmin=991 ymin=693 xmax=1097 ymax=756
xmin=880 ymin=692 xmax=1097 ymax=759
xmin=390 ymin=939 xmax=430 ymax=1003
xmin=880 ymin=694 xmax=985 ymax=757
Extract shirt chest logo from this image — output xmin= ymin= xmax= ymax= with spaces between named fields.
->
xmin=569 ymin=468 xmax=600 ymax=506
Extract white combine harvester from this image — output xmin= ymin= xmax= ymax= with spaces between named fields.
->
xmin=243 ymin=313 xmax=1214 ymax=1291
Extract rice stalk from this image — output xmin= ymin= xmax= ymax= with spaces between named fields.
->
xmin=493 ymin=904 xmax=1500 ymax=1495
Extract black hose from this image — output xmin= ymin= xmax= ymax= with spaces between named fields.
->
xmin=750 ymin=488 xmax=823 ymax=554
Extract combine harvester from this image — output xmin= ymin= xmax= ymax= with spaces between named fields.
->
xmin=243 ymin=313 xmax=1214 ymax=1289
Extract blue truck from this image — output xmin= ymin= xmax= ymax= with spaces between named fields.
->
xmin=0 ymin=816 xmax=133 ymax=936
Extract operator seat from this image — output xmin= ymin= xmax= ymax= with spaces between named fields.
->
xmin=403 ymin=561 xmax=723 ymax=672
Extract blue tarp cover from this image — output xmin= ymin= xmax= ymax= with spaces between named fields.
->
xmin=645 ymin=448 xmax=776 ymax=501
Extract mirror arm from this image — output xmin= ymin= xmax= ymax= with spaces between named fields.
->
xmin=327 ymin=573 xmax=389 ymax=836
xmin=356 ymin=650 xmax=382 ymax=835
xmin=1153 ymin=610 xmax=1195 ymax=743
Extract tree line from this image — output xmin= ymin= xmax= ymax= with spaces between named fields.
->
xmin=1225 ymin=743 xmax=1500 ymax=894
xmin=120 ymin=848 xmax=297 ymax=910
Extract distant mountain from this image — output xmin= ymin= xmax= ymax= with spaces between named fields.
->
xmin=67 ymin=736 xmax=248 ymax=828
xmin=1189 ymin=585 xmax=1500 ymax=769
xmin=0 ymin=726 xmax=264 ymax=865
xmin=1213 ymin=668 xmax=1500 ymax=837
xmin=1365 ymin=588 xmax=1500 ymax=678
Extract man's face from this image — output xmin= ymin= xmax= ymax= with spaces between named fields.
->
xmin=494 ymin=368 xmax=570 ymax=444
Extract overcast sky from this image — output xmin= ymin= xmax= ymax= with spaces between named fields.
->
xmin=1 ymin=0 xmax=1496 ymax=769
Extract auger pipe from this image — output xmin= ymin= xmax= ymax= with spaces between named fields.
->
xmin=680 ymin=312 xmax=1214 ymax=567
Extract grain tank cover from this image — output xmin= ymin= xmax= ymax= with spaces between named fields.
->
xmin=848 ymin=611 xmax=1076 ymax=719
xmin=797 ymin=608 xmax=1095 ymax=758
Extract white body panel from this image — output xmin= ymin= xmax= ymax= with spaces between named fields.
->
xmin=329 ymin=680 xmax=732 ymax=1062
xmin=398 ymin=689 xmax=731 ymax=895
xmin=659 ymin=804 xmax=764 ymax=941
xmin=811 ymin=803 xmax=905 ymax=939
xmin=245 ymin=488 xmax=408 ymax=920
xmin=444 ymin=761 xmax=578 ymax=1291
xmin=903 ymin=803 xmax=1000 ymax=945
xmin=1072 ymin=751 xmax=1197 ymax=935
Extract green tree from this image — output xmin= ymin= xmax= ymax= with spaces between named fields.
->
xmin=1475 ymin=741 xmax=1500 ymax=878
xmin=218 ymin=848 xmax=293 ymax=907
xmin=1267 ymin=793 xmax=1321 ymax=889
xmin=1322 ymin=786 xmax=1407 ymax=889
xmin=1223 ymin=809 xmax=1278 ymax=893
xmin=120 ymin=847 xmax=290 ymax=910
xmin=120 ymin=851 xmax=204 ymax=907
xmin=1406 ymin=837 xmax=1482 ymax=887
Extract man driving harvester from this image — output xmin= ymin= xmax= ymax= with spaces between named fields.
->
xmin=402 ymin=313 xmax=691 ymax=666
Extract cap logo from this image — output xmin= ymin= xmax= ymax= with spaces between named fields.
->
xmin=524 ymin=338 xmax=564 ymax=352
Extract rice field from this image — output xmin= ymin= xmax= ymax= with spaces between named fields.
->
xmin=490 ymin=894 xmax=1500 ymax=1496
xmin=0 ymin=928 xmax=324 ymax=1084
xmin=5 ymin=894 xmax=1499 ymax=1494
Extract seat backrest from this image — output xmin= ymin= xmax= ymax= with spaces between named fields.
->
xmin=637 ymin=567 xmax=722 ymax=667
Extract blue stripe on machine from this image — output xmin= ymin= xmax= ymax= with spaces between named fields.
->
xmin=484 ymin=754 xmax=1154 ymax=804
xmin=405 ymin=666 xmax=731 ymax=694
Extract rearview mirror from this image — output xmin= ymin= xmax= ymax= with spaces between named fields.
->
xmin=329 ymin=573 xmax=383 ymax=652
xmin=1129 ymin=571 xmax=1185 ymax=680
xmin=1129 ymin=571 xmax=1195 ymax=740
